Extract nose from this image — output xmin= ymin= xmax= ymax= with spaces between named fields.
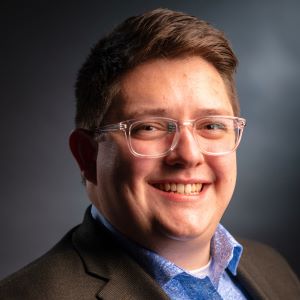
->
xmin=164 ymin=125 xmax=205 ymax=168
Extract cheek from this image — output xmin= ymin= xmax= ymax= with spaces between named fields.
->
xmin=131 ymin=158 xmax=158 ymax=177
xmin=97 ymin=139 xmax=157 ymax=187
xmin=209 ymin=154 xmax=237 ymax=193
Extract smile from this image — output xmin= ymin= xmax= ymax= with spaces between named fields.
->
xmin=153 ymin=183 xmax=203 ymax=195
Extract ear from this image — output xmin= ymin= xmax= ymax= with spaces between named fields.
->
xmin=69 ymin=129 xmax=98 ymax=185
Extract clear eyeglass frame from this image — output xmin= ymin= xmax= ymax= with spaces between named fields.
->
xmin=94 ymin=115 xmax=246 ymax=158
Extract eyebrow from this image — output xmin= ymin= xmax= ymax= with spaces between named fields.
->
xmin=125 ymin=108 xmax=168 ymax=119
xmin=124 ymin=107 xmax=233 ymax=119
xmin=195 ymin=108 xmax=233 ymax=116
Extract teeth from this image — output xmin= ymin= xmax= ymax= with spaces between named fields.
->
xmin=155 ymin=183 xmax=203 ymax=194
xmin=185 ymin=184 xmax=192 ymax=194
xmin=177 ymin=184 xmax=184 ymax=194
xmin=171 ymin=183 xmax=177 ymax=192
xmin=165 ymin=183 xmax=171 ymax=191
xmin=191 ymin=184 xmax=196 ymax=193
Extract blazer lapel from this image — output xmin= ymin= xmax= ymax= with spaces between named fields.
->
xmin=236 ymin=258 xmax=269 ymax=300
xmin=72 ymin=208 xmax=169 ymax=300
xmin=236 ymin=239 xmax=290 ymax=300
xmin=95 ymin=257 xmax=169 ymax=300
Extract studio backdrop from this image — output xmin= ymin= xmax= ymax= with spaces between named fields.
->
xmin=1 ymin=0 xmax=299 ymax=280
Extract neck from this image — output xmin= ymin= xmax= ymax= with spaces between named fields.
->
xmin=143 ymin=233 xmax=211 ymax=271
xmin=91 ymin=204 xmax=212 ymax=270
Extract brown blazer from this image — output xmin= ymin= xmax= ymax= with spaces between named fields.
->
xmin=0 ymin=208 xmax=299 ymax=300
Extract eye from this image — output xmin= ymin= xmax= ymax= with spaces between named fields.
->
xmin=204 ymin=123 xmax=226 ymax=130
xmin=138 ymin=124 xmax=158 ymax=131
xmin=133 ymin=122 xmax=164 ymax=133
xmin=196 ymin=120 xmax=227 ymax=131
xmin=130 ymin=120 xmax=171 ymax=140
xmin=130 ymin=119 xmax=178 ymax=140
xmin=195 ymin=118 xmax=230 ymax=140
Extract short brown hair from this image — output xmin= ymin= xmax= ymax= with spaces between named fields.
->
xmin=75 ymin=8 xmax=239 ymax=129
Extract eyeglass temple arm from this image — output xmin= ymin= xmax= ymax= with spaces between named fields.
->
xmin=96 ymin=123 xmax=127 ymax=134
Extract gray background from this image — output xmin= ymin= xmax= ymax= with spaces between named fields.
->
xmin=1 ymin=0 xmax=299 ymax=280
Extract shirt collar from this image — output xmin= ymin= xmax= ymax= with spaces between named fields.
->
xmin=209 ymin=223 xmax=243 ymax=287
xmin=91 ymin=205 xmax=243 ymax=288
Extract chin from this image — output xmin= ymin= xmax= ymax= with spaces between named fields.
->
xmin=163 ymin=231 xmax=201 ymax=242
xmin=155 ymin=219 xmax=214 ymax=243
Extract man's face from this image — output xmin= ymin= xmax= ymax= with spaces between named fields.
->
xmin=93 ymin=57 xmax=237 ymax=249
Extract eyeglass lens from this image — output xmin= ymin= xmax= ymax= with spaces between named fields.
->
xmin=128 ymin=117 xmax=242 ymax=157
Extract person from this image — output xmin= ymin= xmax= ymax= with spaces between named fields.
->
xmin=0 ymin=8 xmax=299 ymax=300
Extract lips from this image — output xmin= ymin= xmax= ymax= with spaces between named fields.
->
xmin=153 ymin=183 xmax=203 ymax=195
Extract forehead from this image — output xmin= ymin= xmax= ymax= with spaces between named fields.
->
xmin=107 ymin=57 xmax=233 ymax=122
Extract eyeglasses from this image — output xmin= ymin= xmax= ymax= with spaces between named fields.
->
xmin=95 ymin=116 xmax=246 ymax=158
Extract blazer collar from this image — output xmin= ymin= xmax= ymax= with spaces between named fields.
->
xmin=236 ymin=239 xmax=275 ymax=300
xmin=72 ymin=207 xmax=169 ymax=300
xmin=237 ymin=258 xmax=269 ymax=300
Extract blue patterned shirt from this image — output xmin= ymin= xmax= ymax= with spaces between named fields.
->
xmin=91 ymin=206 xmax=248 ymax=299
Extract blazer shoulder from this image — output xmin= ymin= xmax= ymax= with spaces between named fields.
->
xmin=240 ymin=238 xmax=298 ymax=274
xmin=0 ymin=210 xmax=169 ymax=300
xmin=237 ymin=238 xmax=300 ymax=300
xmin=0 ymin=226 xmax=104 ymax=300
